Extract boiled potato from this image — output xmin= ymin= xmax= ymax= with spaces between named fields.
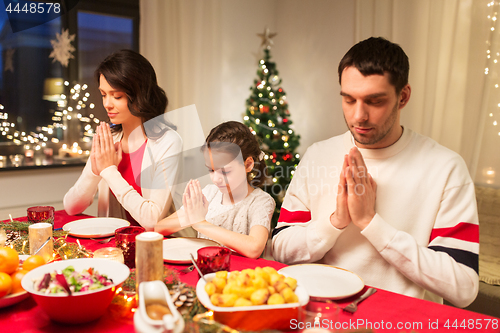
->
xmin=281 ymin=287 xmax=299 ymax=303
xmin=205 ymin=282 xmax=216 ymax=296
xmin=206 ymin=267 xmax=299 ymax=308
xmin=250 ymin=288 xmax=270 ymax=305
xmin=274 ymin=280 xmax=288 ymax=293
xmin=267 ymin=293 xmax=285 ymax=305
xmin=241 ymin=286 xmax=257 ymax=299
xmin=284 ymin=276 xmax=297 ymax=291
xmin=227 ymin=271 xmax=240 ymax=282
xmin=252 ymin=276 xmax=268 ymax=289
xmin=234 ymin=297 xmax=253 ymax=307
xmin=262 ymin=267 xmax=277 ymax=275
xmin=215 ymin=270 xmax=228 ymax=279
xmin=241 ymin=268 xmax=256 ymax=279
xmin=212 ymin=276 xmax=227 ymax=293
xmin=269 ymin=273 xmax=284 ymax=286
xmin=254 ymin=266 xmax=270 ymax=284
xmin=223 ymin=282 xmax=244 ymax=297
xmin=210 ymin=293 xmax=238 ymax=307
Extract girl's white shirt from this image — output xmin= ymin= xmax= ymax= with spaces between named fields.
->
xmin=196 ymin=184 xmax=275 ymax=239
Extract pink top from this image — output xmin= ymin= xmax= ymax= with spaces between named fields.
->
xmin=114 ymin=140 xmax=148 ymax=225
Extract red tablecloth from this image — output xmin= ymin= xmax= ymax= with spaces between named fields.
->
xmin=1 ymin=211 xmax=499 ymax=333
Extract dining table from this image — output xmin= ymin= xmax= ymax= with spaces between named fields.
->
xmin=1 ymin=210 xmax=499 ymax=333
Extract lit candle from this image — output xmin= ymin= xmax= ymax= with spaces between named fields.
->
xmin=0 ymin=228 xmax=6 ymax=247
xmin=135 ymin=232 xmax=163 ymax=293
xmin=29 ymin=222 xmax=53 ymax=263
xmin=93 ymin=247 xmax=124 ymax=264
xmin=25 ymin=149 xmax=34 ymax=158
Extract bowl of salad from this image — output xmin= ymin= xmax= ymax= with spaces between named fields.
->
xmin=21 ymin=258 xmax=130 ymax=324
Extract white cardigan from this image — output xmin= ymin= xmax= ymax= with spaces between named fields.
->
xmin=63 ymin=128 xmax=182 ymax=230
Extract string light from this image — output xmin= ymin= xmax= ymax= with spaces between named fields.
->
xmin=0 ymin=82 xmax=103 ymax=156
xmin=486 ymin=1 xmax=500 ymax=138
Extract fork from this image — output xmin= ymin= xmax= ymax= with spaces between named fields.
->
xmin=343 ymin=288 xmax=377 ymax=313
xmin=91 ymin=237 xmax=114 ymax=244
xmin=178 ymin=265 xmax=194 ymax=274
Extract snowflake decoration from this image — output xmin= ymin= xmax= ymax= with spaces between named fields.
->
xmin=49 ymin=29 xmax=76 ymax=67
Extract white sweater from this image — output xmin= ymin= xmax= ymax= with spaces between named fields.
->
xmin=272 ymin=128 xmax=479 ymax=307
xmin=63 ymin=128 xmax=182 ymax=230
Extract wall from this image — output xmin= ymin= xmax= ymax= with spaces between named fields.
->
xmin=0 ymin=166 xmax=97 ymax=220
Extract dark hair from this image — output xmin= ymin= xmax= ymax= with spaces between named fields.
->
xmin=203 ymin=121 xmax=268 ymax=187
xmin=95 ymin=49 xmax=174 ymax=134
xmin=338 ymin=37 xmax=409 ymax=94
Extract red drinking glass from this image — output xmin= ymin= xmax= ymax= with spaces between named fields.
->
xmin=196 ymin=246 xmax=231 ymax=275
xmin=115 ymin=226 xmax=145 ymax=269
xmin=27 ymin=206 xmax=55 ymax=226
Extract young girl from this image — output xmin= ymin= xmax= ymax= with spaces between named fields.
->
xmin=155 ymin=121 xmax=275 ymax=258
xmin=64 ymin=50 xmax=182 ymax=230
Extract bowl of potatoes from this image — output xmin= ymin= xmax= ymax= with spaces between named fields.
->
xmin=196 ymin=266 xmax=309 ymax=331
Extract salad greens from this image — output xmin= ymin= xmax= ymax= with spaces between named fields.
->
xmin=34 ymin=266 xmax=114 ymax=295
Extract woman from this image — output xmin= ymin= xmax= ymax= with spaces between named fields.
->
xmin=64 ymin=50 xmax=182 ymax=230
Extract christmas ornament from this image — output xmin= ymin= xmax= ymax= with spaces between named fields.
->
xmin=260 ymin=105 xmax=270 ymax=113
xmin=257 ymin=27 xmax=277 ymax=50
xmin=49 ymin=29 xmax=76 ymax=67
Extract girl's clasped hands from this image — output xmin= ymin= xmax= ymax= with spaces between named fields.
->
xmin=182 ymin=179 xmax=209 ymax=225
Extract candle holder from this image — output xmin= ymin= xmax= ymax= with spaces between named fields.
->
xmin=10 ymin=154 xmax=24 ymax=167
xmin=115 ymin=226 xmax=145 ymax=269
xmin=27 ymin=206 xmax=55 ymax=226
xmin=196 ymin=246 xmax=231 ymax=275
xmin=93 ymin=247 xmax=124 ymax=264
xmin=135 ymin=232 xmax=164 ymax=293
xmin=29 ymin=222 xmax=53 ymax=263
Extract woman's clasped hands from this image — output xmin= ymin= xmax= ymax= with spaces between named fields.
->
xmin=91 ymin=122 xmax=123 ymax=175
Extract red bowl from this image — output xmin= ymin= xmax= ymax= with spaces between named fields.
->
xmin=21 ymin=258 xmax=130 ymax=324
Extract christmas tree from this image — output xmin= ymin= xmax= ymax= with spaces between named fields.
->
xmin=243 ymin=28 xmax=301 ymax=227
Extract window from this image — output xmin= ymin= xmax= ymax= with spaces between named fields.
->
xmin=0 ymin=0 xmax=138 ymax=169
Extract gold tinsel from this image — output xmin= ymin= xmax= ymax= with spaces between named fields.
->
xmin=1 ymin=220 xmax=92 ymax=260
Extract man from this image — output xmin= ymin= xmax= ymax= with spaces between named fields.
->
xmin=272 ymin=37 xmax=479 ymax=307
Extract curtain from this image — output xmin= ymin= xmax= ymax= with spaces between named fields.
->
xmin=355 ymin=0 xmax=489 ymax=175
xmin=140 ymin=0 xmax=223 ymax=144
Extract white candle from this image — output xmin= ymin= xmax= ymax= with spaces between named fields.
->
xmin=29 ymin=223 xmax=53 ymax=263
xmin=93 ymin=247 xmax=124 ymax=264
xmin=135 ymin=232 xmax=163 ymax=292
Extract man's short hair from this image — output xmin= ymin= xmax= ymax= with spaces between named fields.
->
xmin=338 ymin=37 xmax=409 ymax=94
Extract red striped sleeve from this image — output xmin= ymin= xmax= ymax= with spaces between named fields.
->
xmin=429 ymin=222 xmax=479 ymax=243
xmin=278 ymin=208 xmax=311 ymax=223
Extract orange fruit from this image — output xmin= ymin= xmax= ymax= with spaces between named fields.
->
xmin=10 ymin=269 xmax=28 ymax=294
xmin=0 ymin=247 xmax=19 ymax=274
xmin=22 ymin=255 xmax=45 ymax=271
xmin=0 ymin=272 xmax=12 ymax=297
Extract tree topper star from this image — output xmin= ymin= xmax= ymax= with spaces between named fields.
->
xmin=257 ymin=27 xmax=277 ymax=49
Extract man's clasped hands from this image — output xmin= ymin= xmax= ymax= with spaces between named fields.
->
xmin=331 ymin=147 xmax=377 ymax=231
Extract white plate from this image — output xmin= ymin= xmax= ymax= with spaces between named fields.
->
xmin=0 ymin=291 xmax=30 ymax=308
xmin=62 ymin=217 xmax=130 ymax=238
xmin=163 ymin=238 xmax=219 ymax=264
xmin=278 ymin=264 xmax=364 ymax=300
